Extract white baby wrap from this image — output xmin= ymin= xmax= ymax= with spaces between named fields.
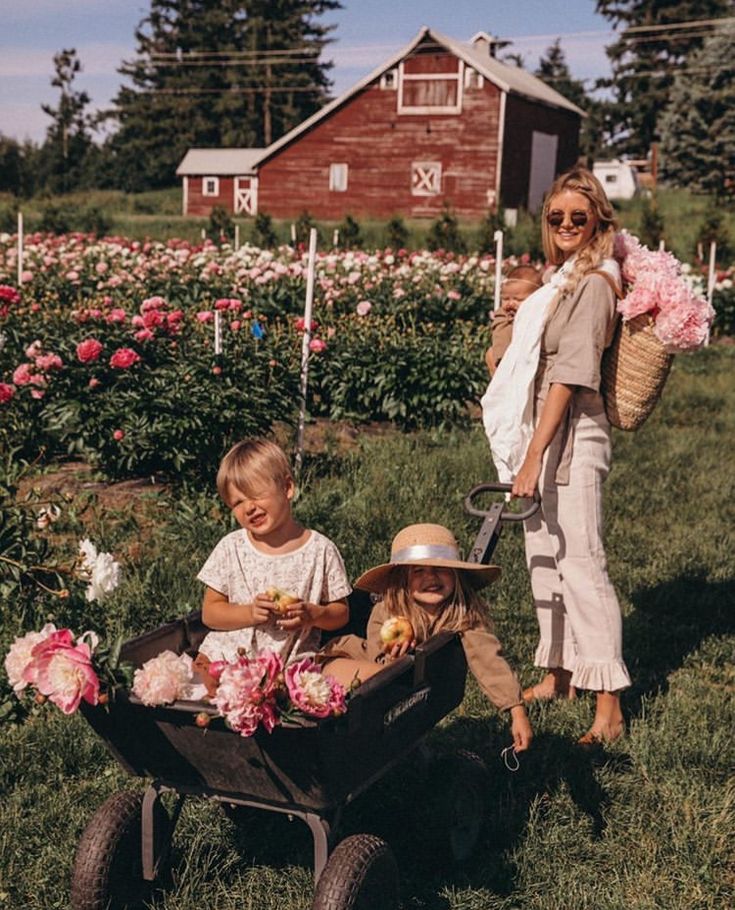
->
xmin=481 ymin=257 xmax=620 ymax=483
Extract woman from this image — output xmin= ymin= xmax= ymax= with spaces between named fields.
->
xmin=483 ymin=166 xmax=630 ymax=745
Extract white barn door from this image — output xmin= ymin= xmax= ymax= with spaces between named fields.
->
xmin=234 ymin=176 xmax=258 ymax=215
xmin=528 ymin=132 xmax=558 ymax=213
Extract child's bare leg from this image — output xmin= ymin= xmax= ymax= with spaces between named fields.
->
xmin=578 ymin=691 xmax=624 ymax=745
xmin=523 ymin=667 xmax=575 ymax=702
xmin=323 ymin=658 xmax=383 ymax=688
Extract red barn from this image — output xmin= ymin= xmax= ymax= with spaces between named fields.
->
xmin=177 ymin=27 xmax=584 ymax=221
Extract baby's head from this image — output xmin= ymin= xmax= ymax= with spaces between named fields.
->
xmin=216 ymin=438 xmax=293 ymax=506
xmin=501 ymin=265 xmax=543 ymax=309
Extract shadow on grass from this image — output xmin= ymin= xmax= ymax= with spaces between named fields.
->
xmin=622 ymin=574 xmax=735 ymax=717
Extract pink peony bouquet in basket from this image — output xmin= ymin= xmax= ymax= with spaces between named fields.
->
xmin=614 ymin=231 xmax=715 ymax=353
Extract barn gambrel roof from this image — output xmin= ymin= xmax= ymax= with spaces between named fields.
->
xmin=251 ymin=26 xmax=585 ymax=168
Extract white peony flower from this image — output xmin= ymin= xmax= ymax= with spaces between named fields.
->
xmin=77 ymin=539 xmax=122 ymax=602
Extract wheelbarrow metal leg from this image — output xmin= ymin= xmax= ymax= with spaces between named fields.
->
xmin=141 ymin=783 xmax=183 ymax=881
xmin=304 ymin=809 xmax=340 ymax=884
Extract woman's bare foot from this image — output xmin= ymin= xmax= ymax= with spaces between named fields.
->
xmin=523 ymin=668 xmax=576 ymax=702
xmin=578 ymin=691 xmax=624 ymax=745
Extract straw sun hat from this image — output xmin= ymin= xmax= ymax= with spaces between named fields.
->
xmin=354 ymin=523 xmax=500 ymax=593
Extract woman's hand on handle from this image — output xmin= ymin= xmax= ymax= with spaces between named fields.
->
xmin=512 ymin=452 xmax=543 ymax=499
xmin=511 ymin=381 xmax=575 ymax=499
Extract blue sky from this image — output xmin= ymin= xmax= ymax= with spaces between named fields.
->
xmin=0 ymin=0 xmax=616 ymax=143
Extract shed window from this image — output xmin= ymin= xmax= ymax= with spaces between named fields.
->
xmin=329 ymin=163 xmax=348 ymax=192
xmin=203 ymin=177 xmax=220 ymax=196
xmin=411 ymin=161 xmax=442 ymax=196
xmin=399 ymin=61 xmax=462 ymax=114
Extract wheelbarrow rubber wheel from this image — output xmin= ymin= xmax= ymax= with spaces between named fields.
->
xmin=311 ymin=833 xmax=399 ymax=910
xmin=70 ymin=789 xmax=170 ymax=910
xmin=431 ymin=749 xmax=490 ymax=865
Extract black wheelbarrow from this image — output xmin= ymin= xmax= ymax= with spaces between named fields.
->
xmin=70 ymin=482 xmax=538 ymax=910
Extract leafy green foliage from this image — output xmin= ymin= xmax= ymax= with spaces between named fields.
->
xmin=426 ymin=205 xmax=467 ymax=254
xmin=207 ymin=205 xmax=234 ymax=244
xmin=253 ymin=211 xmax=278 ymax=248
xmin=336 ymin=214 xmax=362 ymax=249
xmin=660 ymin=23 xmax=735 ymax=200
xmin=384 ymin=216 xmax=409 ymax=250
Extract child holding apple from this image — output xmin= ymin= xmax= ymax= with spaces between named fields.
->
xmin=196 ymin=438 xmax=351 ymax=666
xmin=321 ymin=523 xmax=532 ymax=752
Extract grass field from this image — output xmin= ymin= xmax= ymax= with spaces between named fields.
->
xmin=2 ymin=186 xmax=733 ymax=263
xmin=1 ymin=344 xmax=733 ymax=909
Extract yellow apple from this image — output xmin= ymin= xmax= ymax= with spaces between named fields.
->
xmin=265 ymin=586 xmax=300 ymax=614
xmin=379 ymin=616 xmax=414 ymax=652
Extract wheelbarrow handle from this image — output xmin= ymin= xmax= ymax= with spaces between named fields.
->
xmin=464 ymin=482 xmax=540 ymax=522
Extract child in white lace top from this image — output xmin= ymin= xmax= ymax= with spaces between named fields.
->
xmin=197 ymin=439 xmax=351 ymax=665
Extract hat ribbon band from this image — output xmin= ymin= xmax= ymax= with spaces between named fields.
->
xmin=391 ymin=543 xmax=460 ymax=563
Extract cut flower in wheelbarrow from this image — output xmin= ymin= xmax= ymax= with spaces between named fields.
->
xmin=132 ymin=647 xmax=349 ymax=737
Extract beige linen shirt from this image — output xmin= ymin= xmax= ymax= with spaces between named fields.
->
xmin=535 ymin=273 xmax=619 ymax=482
xmin=324 ymin=599 xmax=523 ymax=712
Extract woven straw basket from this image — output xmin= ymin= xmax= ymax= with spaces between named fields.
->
xmin=602 ymin=314 xmax=674 ymax=431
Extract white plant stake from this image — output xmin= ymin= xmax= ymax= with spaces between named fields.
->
xmin=234 ymin=224 xmax=240 ymax=251
xmin=493 ymin=229 xmax=504 ymax=311
xmin=214 ymin=310 xmax=222 ymax=355
xmin=17 ymin=211 xmax=23 ymax=285
xmin=706 ymin=241 xmax=717 ymax=347
xmin=294 ymin=228 xmax=318 ymax=480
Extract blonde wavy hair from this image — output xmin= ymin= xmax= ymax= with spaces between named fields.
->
xmin=380 ymin=567 xmax=492 ymax=641
xmin=541 ymin=166 xmax=618 ymax=296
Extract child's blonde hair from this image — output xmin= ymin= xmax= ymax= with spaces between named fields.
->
xmin=216 ymin=438 xmax=292 ymax=503
xmin=381 ymin=567 xmax=491 ymax=641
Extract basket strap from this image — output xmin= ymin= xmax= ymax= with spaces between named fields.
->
xmin=589 ymin=269 xmax=624 ymax=299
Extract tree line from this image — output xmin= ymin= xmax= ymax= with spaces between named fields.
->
xmin=0 ymin=0 xmax=733 ymax=201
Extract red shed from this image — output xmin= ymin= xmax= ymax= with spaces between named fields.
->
xmin=177 ymin=27 xmax=584 ymax=221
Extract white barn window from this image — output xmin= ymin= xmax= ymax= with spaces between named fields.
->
xmin=411 ymin=161 xmax=442 ymax=196
xmin=399 ymin=61 xmax=463 ymax=114
xmin=329 ymin=163 xmax=349 ymax=192
xmin=464 ymin=68 xmax=483 ymax=90
xmin=203 ymin=176 xmax=220 ymax=196
xmin=380 ymin=69 xmax=398 ymax=90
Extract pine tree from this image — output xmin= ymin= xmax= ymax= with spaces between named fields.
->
xmin=38 ymin=49 xmax=95 ymax=193
xmin=107 ymin=0 xmax=340 ymax=191
xmin=596 ymin=0 xmax=734 ymax=157
xmin=534 ymin=39 xmax=604 ymax=162
xmin=659 ymin=22 xmax=735 ymax=198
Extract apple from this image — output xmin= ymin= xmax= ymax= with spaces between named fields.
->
xmin=379 ymin=616 xmax=414 ymax=652
xmin=194 ymin=712 xmax=211 ymax=728
xmin=265 ymin=586 xmax=300 ymax=614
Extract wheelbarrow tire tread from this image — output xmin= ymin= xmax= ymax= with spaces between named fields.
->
xmin=311 ymin=833 xmax=399 ymax=910
xmin=70 ymin=789 xmax=168 ymax=910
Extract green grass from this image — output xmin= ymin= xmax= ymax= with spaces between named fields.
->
xmin=4 ymin=186 xmax=733 ymax=261
xmin=1 ymin=346 xmax=734 ymax=908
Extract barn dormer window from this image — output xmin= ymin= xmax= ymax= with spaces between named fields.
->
xmin=203 ymin=176 xmax=219 ymax=196
xmin=380 ymin=69 xmax=398 ymax=90
xmin=464 ymin=68 xmax=483 ymax=90
xmin=398 ymin=58 xmax=463 ymax=114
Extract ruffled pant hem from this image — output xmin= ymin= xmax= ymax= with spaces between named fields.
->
xmin=570 ymin=659 xmax=631 ymax=693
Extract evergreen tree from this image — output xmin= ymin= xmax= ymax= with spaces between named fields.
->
xmin=659 ymin=23 xmax=735 ymax=198
xmin=107 ymin=0 xmax=340 ymax=191
xmin=534 ymin=39 xmax=604 ymax=162
xmin=38 ymin=49 xmax=95 ymax=193
xmin=596 ymin=0 xmax=734 ymax=157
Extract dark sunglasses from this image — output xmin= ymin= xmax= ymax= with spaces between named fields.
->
xmin=546 ymin=210 xmax=590 ymax=228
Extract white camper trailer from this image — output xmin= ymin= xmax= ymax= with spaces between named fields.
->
xmin=592 ymin=159 xmax=639 ymax=200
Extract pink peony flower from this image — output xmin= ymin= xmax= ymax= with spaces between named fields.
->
xmin=30 ymin=629 xmax=100 ymax=714
xmin=30 ymin=388 xmax=45 ymax=400
xmin=106 ymin=308 xmax=127 ymax=323
xmin=132 ymin=650 xmax=197 ymax=706
xmin=76 ymin=338 xmax=103 ymax=363
xmin=113 ymin=429 xmax=125 ymax=441
xmin=35 ymin=353 xmax=63 ymax=371
xmin=285 ymin=658 xmax=346 ymax=718
xmin=12 ymin=363 xmax=34 ymax=385
xmin=0 ymin=285 xmax=21 ymax=306
xmin=196 ymin=310 xmax=213 ymax=323
xmin=25 ymin=340 xmax=43 ymax=359
xmin=356 ymin=300 xmax=372 ymax=316
xmin=213 ymin=650 xmax=283 ymax=737
xmin=141 ymin=296 xmax=166 ymax=312
xmin=0 ymin=382 xmax=15 ymax=404
xmin=134 ymin=329 xmax=155 ymax=342
xmin=110 ymin=347 xmax=141 ymax=369
xmin=4 ymin=624 xmax=57 ymax=694
xmin=309 ymin=338 xmax=327 ymax=353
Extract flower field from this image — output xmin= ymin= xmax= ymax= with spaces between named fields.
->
xmin=2 ymin=231 xmax=732 ymax=486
